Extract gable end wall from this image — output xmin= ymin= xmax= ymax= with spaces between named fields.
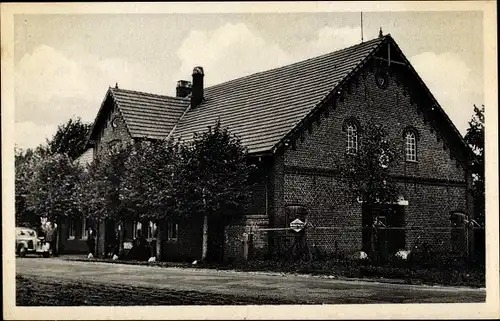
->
xmin=278 ymin=64 xmax=468 ymax=257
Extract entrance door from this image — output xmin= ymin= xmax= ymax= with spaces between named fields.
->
xmin=362 ymin=204 xmax=405 ymax=262
xmin=104 ymin=219 xmax=117 ymax=257
xmin=207 ymin=217 xmax=225 ymax=262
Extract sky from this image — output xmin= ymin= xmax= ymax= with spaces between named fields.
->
xmin=13 ymin=11 xmax=484 ymax=150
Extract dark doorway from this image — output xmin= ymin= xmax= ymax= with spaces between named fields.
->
xmin=206 ymin=217 xmax=225 ymax=262
xmin=450 ymin=212 xmax=467 ymax=256
xmin=104 ymin=219 xmax=117 ymax=257
xmin=362 ymin=204 xmax=405 ymax=262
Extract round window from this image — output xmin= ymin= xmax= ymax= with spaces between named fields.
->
xmin=375 ymin=72 xmax=388 ymax=89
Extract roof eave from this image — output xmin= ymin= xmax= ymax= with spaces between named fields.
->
xmin=85 ymin=88 xmax=113 ymax=149
xmin=388 ymin=37 xmax=474 ymax=161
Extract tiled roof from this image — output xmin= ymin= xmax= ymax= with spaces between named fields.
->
xmin=110 ymin=88 xmax=190 ymax=139
xmin=171 ymin=36 xmax=386 ymax=153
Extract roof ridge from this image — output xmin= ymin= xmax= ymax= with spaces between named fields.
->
xmin=204 ymin=36 xmax=385 ymax=92
xmin=108 ymin=36 xmax=384 ymax=101
xmin=111 ymin=87 xmax=189 ymax=101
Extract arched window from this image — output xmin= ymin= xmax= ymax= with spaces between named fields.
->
xmin=347 ymin=124 xmax=358 ymax=154
xmin=405 ymin=131 xmax=417 ymax=161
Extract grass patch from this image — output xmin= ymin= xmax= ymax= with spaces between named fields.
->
xmin=16 ymin=274 xmax=297 ymax=306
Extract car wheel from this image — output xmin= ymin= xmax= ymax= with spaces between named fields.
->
xmin=42 ymin=251 xmax=50 ymax=258
xmin=18 ymin=245 xmax=26 ymax=257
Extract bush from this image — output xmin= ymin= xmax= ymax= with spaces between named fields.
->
xmin=235 ymin=255 xmax=485 ymax=287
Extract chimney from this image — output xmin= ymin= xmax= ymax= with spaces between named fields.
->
xmin=176 ymin=80 xmax=192 ymax=98
xmin=191 ymin=66 xmax=204 ymax=107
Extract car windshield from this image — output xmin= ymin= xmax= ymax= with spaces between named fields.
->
xmin=17 ymin=229 xmax=35 ymax=237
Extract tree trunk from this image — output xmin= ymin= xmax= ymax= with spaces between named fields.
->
xmin=119 ymin=221 xmax=124 ymax=257
xmin=201 ymin=215 xmax=208 ymax=261
xmin=156 ymin=221 xmax=163 ymax=261
xmin=54 ymin=217 xmax=62 ymax=256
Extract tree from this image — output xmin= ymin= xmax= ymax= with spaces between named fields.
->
xmin=15 ymin=146 xmax=50 ymax=227
xmin=47 ymin=117 xmax=92 ymax=161
xmin=74 ymin=145 xmax=132 ymax=256
xmin=464 ymin=104 xmax=485 ymax=225
xmin=76 ymin=145 xmax=132 ymax=220
xmin=24 ymin=153 xmax=84 ymax=254
xmin=177 ymin=120 xmax=256 ymax=261
xmin=339 ymin=120 xmax=402 ymax=206
xmin=121 ymin=139 xmax=180 ymax=259
xmin=338 ymin=120 xmax=403 ymax=260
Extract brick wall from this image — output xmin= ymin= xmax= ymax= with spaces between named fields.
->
xmin=90 ymin=97 xmax=133 ymax=257
xmin=283 ymin=173 xmax=362 ymax=255
xmin=402 ymin=182 xmax=467 ymax=254
xmin=277 ymin=63 xmax=468 ymax=257
xmin=162 ymin=218 xmax=203 ymax=261
xmin=284 ymin=66 xmax=466 ymax=181
xmin=223 ymin=161 xmax=272 ymax=261
xmin=93 ymin=97 xmax=133 ymax=156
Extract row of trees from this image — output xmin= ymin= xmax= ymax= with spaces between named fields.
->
xmin=16 ymin=119 xmax=256 ymax=260
xmin=15 ymin=105 xmax=484 ymax=260
xmin=15 ymin=118 xmax=92 ymax=228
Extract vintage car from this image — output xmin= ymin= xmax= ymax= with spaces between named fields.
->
xmin=15 ymin=227 xmax=51 ymax=257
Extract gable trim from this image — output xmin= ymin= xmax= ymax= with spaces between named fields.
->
xmin=85 ymin=88 xmax=113 ymax=149
xmin=108 ymin=89 xmax=134 ymax=140
xmin=387 ymin=37 xmax=473 ymax=161
xmin=271 ymin=37 xmax=390 ymax=154
xmin=273 ymin=35 xmax=473 ymax=167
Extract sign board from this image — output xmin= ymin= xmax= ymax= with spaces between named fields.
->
xmin=290 ymin=218 xmax=306 ymax=232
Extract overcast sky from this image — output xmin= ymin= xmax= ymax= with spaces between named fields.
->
xmin=13 ymin=11 xmax=484 ymax=150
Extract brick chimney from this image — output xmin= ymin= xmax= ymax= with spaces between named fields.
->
xmin=176 ymin=80 xmax=192 ymax=98
xmin=191 ymin=66 xmax=204 ymax=107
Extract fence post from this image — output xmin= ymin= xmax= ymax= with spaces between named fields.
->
xmin=465 ymin=224 xmax=469 ymax=259
xmin=243 ymin=233 xmax=249 ymax=261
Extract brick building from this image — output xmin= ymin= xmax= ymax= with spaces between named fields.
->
xmin=67 ymin=34 xmax=474 ymax=262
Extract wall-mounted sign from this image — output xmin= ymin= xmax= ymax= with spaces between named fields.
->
xmin=290 ymin=218 xmax=306 ymax=233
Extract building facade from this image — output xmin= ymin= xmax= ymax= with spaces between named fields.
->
xmin=68 ymin=34 xmax=474 ymax=262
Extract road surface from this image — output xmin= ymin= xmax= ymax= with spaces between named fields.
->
xmin=16 ymin=257 xmax=485 ymax=304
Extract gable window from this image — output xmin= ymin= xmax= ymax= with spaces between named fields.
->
xmin=402 ymin=126 xmax=419 ymax=162
xmin=347 ymin=124 xmax=358 ymax=154
xmin=405 ymin=131 xmax=417 ymax=161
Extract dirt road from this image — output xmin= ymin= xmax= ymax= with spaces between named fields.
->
xmin=16 ymin=257 xmax=485 ymax=304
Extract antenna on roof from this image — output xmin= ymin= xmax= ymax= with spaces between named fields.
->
xmin=360 ymin=12 xmax=364 ymax=43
